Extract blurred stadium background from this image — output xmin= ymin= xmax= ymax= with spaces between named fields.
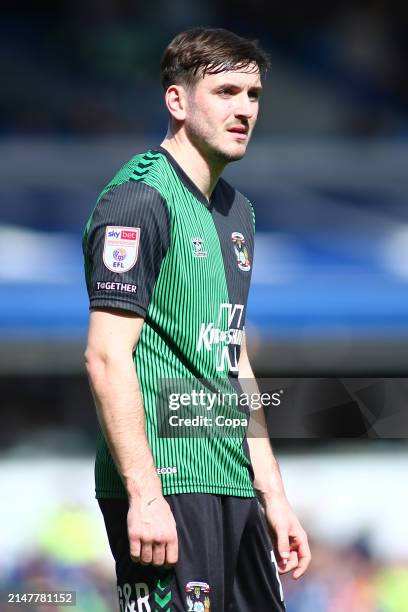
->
xmin=1 ymin=2 xmax=408 ymax=611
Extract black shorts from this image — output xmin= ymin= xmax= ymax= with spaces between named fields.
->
xmin=98 ymin=494 xmax=286 ymax=611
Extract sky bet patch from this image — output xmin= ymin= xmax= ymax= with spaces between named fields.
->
xmin=103 ymin=226 xmax=140 ymax=273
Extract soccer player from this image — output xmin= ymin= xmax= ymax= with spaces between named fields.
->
xmin=83 ymin=27 xmax=311 ymax=611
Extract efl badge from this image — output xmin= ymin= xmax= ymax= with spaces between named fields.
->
xmin=185 ymin=581 xmax=211 ymax=611
xmin=191 ymin=237 xmax=207 ymax=258
xmin=231 ymin=231 xmax=250 ymax=271
xmin=103 ymin=226 xmax=140 ymax=273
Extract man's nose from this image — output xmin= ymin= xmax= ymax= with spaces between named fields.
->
xmin=234 ymin=94 xmax=254 ymax=118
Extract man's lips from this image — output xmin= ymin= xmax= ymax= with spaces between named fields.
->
xmin=227 ymin=126 xmax=248 ymax=134
xmin=227 ymin=126 xmax=249 ymax=141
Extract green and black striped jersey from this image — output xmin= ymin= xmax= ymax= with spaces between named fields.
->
xmin=83 ymin=146 xmax=257 ymax=498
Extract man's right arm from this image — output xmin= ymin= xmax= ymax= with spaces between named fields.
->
xmin=85 ymin=308 xmax=178 ymax=567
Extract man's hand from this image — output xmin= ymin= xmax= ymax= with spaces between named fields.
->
xmin=127 ymin=494 xmax=178 ymax=567
xmin=261 ymin=493 xmax=311 ymax=579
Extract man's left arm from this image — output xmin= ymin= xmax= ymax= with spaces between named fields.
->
xmin=238 ymin=331 xmax=311 ymax=579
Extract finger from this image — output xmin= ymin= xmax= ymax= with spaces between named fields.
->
xmin=152 ymin=543 xmax=166 ymax=566
xmin=278 ymin=550 xmax=298 ymax=574
xmin=275 ymin=528 xmax=290 ymax=569
xmin=129 ymin=537 xmax=141 ymax=563
xmin=140 ymin=542 xmax=153 ymax=565
xmin=165 ymin=536 xmax=179 ymax=566
xmin=292 ymin=538 xmax=312 ymax=579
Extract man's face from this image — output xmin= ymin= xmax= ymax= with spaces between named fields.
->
xmin=183 ymin=65 xmax=262 ymax=164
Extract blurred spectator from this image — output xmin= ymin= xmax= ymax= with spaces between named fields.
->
xmin=2 ymin=2 xmax=407 ymax=137
xmin=2 ymin=530 xmax=407 ymax=611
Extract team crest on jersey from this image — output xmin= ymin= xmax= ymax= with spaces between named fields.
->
xmin=191 ymin=237 xmax=207 ymax=258
xmin=231 ymin=232 xmax=250 ymax=271
xmin=103 ymin=226 xmax=140 ymax=273
xmin=185 ymin=581 xmax=211 ymax=611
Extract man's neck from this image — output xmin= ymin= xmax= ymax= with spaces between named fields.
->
xmin=160 ymin=134 xmax=225 ymax=202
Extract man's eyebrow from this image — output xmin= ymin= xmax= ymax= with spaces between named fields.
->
xmin=214 ymin=83 xmax=263 ymax=91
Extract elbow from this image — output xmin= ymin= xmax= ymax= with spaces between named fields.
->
xmin=84 ymin=346 xmax=106 ymax=383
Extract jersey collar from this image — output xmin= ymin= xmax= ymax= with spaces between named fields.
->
xmin=154 ymin=145 xmax=216 ymax=209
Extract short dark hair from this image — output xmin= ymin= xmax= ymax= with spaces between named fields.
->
xmin=160 ymin=27 xmax=270 ymax=91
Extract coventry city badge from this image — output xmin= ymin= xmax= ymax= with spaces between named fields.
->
xmin=231 ymin=231 xmax=251 ymax=271
xmin=185 ymin=581 xmax=211 ymax=611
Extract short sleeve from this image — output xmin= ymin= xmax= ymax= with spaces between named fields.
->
xmin=84 ymin=180 xmax=170 ymax=316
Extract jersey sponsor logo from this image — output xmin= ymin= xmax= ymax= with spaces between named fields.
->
xmin=103 ymin=226 xmax=140 ymax=273
xmin=96 ymin=281 xmax=137 ymax=293
xmin=191 ymin=237 xmax=207 ymax=258
xmin=197 ymin=303 xmax=244 ymax=373
xmin=185 ymin=581 xmax=210 ymax=611
xmin=231 ymin=231 xmax=251 ymax=271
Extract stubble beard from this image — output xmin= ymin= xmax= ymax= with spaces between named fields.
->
xmin=185 ymin=115 xmax=248 ymax=166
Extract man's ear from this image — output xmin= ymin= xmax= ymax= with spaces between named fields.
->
xmin=164 ymin=84 xmax=188 ymax=122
